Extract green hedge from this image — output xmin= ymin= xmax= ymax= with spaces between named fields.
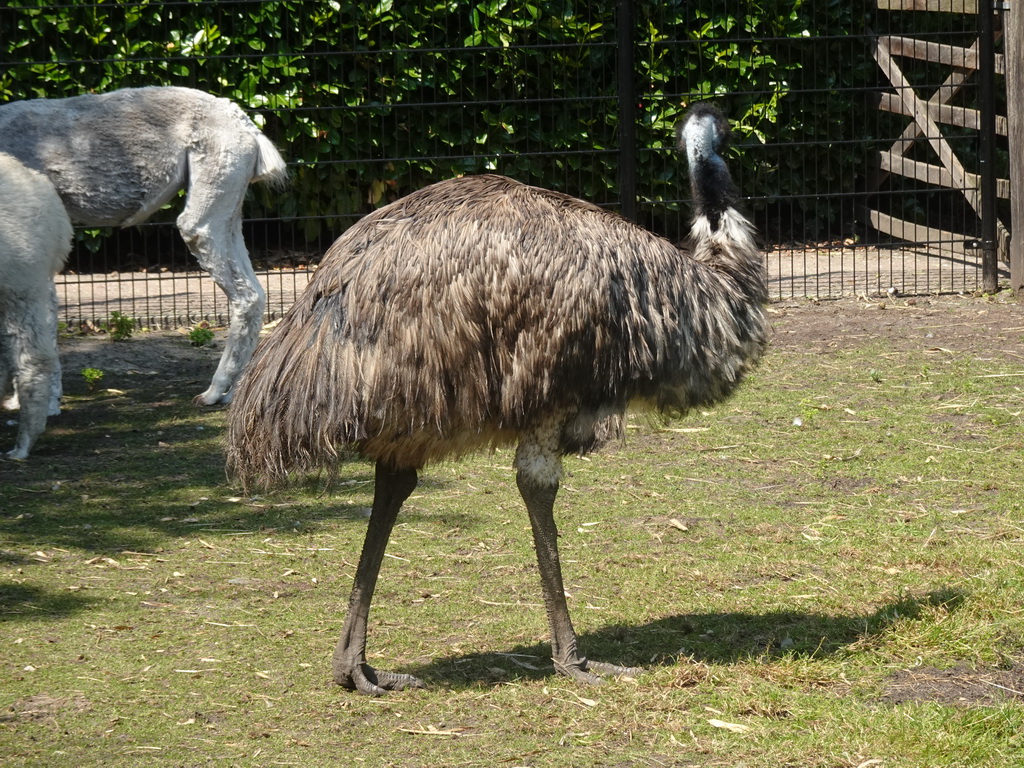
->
xmin=1 ymin=1 xmax=874 ymax=245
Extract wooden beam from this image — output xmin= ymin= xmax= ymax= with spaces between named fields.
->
xmin=881 ymin=37 xmax=982 ymax=162
xmin=877 ymin=92 xmax=1008 ymax=135
xmin=880 ymin=151 xmax=1011 ymax=199
xmin=876 ymin=0 xmax=977 ymax=12
xmin=874 ymin=37 xmax=983 ymax=218
xmin=881 ymin=35 xmax=1005 ymax=74
xmin=869 ymin=209 xmax=1010 ymax=266
xmin=868 ymin=210 xmax=969 ymax=253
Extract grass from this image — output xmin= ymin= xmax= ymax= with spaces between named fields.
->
xmin=1 ymin=306 xmax=1023 ymax=766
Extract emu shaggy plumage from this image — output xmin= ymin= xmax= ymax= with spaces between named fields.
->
xmin=0 ymin=86 xmax=287 ymax=405
xmin=226 ymin=103 xmax=768 ymax=695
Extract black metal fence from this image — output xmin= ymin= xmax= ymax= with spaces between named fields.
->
xmin=0 ymin=1 xmax=1005 ymax=329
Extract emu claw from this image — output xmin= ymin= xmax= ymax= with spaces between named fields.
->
xmin=336 ymin=663 xmax=425 ymax=696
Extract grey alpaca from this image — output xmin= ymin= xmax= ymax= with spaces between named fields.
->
xmin=226 ymin=104 xmax=769 ymax=695
xmin=0 ymin=153 xmax=74 ymax=458
xmin=0 ymin=86 xmax=288 ymax=405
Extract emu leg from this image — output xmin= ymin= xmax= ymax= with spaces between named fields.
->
xmin=332 ymin=462 xmax=424 ymax=696
xmin=516 ymin=467 xmax=642 ymax=685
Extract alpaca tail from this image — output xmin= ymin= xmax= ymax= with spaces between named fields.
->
xmin=253 ymin=133 xmax=289 ymax=188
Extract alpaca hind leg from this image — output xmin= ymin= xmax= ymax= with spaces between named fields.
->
xmin=4 ymin=296 xmax=59 ymax=459
xmin=0 ymin=337 xmax=14 ymax=410
xmin=1 ymin=283 xmax=66 ymax=416
xmin=192 ymin=226 xmax=265 ymax=406
xmin=0 ymin=330 xmax=15 ymax=409
xmin=176 ymin=157 xmax=266 ymax=406
xmin=332 ymin=462 xmax=425 ymax=695
xmin=46 ymin=281 xmax=62 ymax=416
xmin=515 ymin=436 xmax=641 ymax=684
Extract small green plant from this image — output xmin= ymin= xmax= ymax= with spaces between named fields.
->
xmin=107 ymin=311 xmax=134 ymax=341
xmin=188 ymin=323 xmax=216 ymax=347
xmin=81 ymin=367 xmax=104 ymax=391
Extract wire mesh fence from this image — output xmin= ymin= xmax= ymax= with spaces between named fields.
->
xmin=1 ymin=1 xmax=1008 ymax=329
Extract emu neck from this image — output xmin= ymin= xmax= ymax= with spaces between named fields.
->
xmin=689 ymin=154 xmax=738 ymax=231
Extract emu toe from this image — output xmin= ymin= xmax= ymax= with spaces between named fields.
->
xmin=584 ymin=660 xmax=643 ymax=679
xmin=555 ymin=658 xmax=642 ymax=686
xmin=335 ymin=662 xmax=425 ymax=697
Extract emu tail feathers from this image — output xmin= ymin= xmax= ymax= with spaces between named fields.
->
xmin=226 ymin=299 xmax=348 ymax=492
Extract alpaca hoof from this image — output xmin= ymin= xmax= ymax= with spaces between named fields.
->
xmin=336 ymin=663 xmax=425 ymax=696
xmin=193 ymin=390 xmax=230 ymax=406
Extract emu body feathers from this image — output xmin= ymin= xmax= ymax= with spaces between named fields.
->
xmin=226 ymin=104 xmax=767 ymax=695
xmin=228 ymin=174 xmax=765 ymax=481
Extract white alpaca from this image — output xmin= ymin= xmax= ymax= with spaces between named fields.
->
xmin=0 ymin=86 xmax=288 ymax=405
xmin=0 ymin=153 xmax=73 ymax=459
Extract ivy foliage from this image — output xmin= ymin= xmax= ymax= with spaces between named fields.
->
xmin=1 ymin=0 xmax=874 ymax=244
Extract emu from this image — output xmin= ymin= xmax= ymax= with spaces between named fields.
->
xmin=0 ymin=86 xmax=288 ymax=406
xmin=0 ymin=153 xmax=74 ymax=459
xmin=226 ymin=104 xmax=768 ymax=695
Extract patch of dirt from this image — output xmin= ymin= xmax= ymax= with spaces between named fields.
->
xmin=880 ymin=663 xmax=1024 ymax=707
xmin=1 ymin=693 xmax=91 ymax=722
xmin=57 ymin=329 xmax=225 ymax=398
xmin=769 ymin=294 xmax=1024 ymax=360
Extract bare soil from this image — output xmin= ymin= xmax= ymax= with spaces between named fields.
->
xmin=769 ymin=293 xmax=1024 ymax=359
xmin=880 ymin=664 xmax=1024 ymax=707
xmin=58 ymin=328 xmax=223 ymax=391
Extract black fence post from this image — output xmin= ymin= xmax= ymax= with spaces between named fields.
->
xmin=617 ymin=0 xmax=637 ymax=222
xmin=979 ymin=0 xmax=999 ymax=293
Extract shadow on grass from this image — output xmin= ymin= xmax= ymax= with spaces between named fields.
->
xmin=1 ymin=413 xmax=381 ymax=552
xmin=0 ymin=583 xmax=99 ymax=622
xmin=0 ymin=400 xmax=470 ymax=554
xmin=404 ymin=588 xmax=966 ymax=688
xmin=0 ymin=487 xmax=378 ymax=555
xmin=0 ymin=473 xmax=479 ymax=555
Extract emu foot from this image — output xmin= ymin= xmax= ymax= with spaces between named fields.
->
xmin=555 ymin=658 xmax=642 ymax=686
xmin=334 ymin=662 xmax=425 ymax=697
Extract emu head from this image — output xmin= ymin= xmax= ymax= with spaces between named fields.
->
xmin=676 ymin=103 xmax=731 ymax=167
xmin=676 ymin=103 xmax=738 ymax=227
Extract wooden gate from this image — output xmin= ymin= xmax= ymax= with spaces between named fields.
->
xmin=870 ymin=0 xmax=1013 ymax=292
